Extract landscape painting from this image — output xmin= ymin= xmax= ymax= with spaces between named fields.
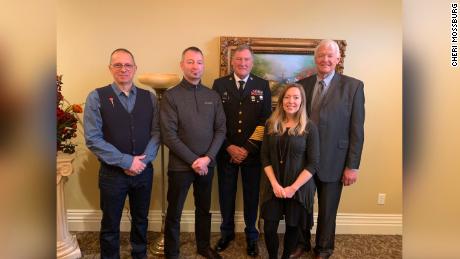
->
xmin=252 ymin=53 xmax=316 ymax=102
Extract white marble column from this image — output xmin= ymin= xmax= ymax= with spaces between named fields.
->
xmin=57 ymin=152 xmax=82 ymax=259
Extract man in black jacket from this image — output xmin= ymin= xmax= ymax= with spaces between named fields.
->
xmin=212 ymin=45 xmax=272 ymax=257
xmin=160 ymin=47 xmax=226 ymax=259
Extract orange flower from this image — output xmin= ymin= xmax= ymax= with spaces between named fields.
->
xmin=72 ymin=104 xmax=83 ymax=113
xmin=57 ymin=75 xmax=83 ymax=154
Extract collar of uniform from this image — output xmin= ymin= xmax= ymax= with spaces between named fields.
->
xmin=233 ymin=73 xmax=250 ymax=84
xmin=111 ymin=82 xmax=137 ymax=97
xmin=179 ymin=78 xmax=202 ymax=90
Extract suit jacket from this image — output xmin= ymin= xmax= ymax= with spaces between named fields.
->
xmin=212 ymin=73 xmax=272 ymax=165
xmin=297 ymin=73 xmax=365 ymax=182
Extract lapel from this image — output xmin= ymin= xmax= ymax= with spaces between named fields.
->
xmin=305 ymin=76 xmax=316 ymax=115
xmin=321 ymin=73 xmax=341 ymax=107
xmin=227 ymin=73 xmax=254 ymax=100
xmin=225 ymin=75 xmax=240 ymax=99
xmin=241 ymin=75 xmax=256 ymax=99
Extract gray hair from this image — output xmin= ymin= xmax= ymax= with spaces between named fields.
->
xmin=314 ymin=39 xmax=340 ymax=58
xmin=110 ymin=48 xmax=136 ymax=65
xmin=232 ymin=44 xmax=254 ymax=58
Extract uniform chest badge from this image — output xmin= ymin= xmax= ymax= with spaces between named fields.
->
xmin=250 ymin=89 xmax=263 ymax=102
xmin=222 ymin=91 xmax=229 ymax=103
xmin=251 ymin=89 xmax=263 ymax=96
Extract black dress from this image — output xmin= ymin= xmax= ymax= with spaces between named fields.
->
xmin=260 ymin=122 xmax=320 ymax=229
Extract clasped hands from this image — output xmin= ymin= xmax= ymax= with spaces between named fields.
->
xmin=271 ymin=182 xmax=297 ymax=199
xmin=124 ymin=155 xmax=146 ymax=176
xmin=226 ymin=145 xmax=248 ymax=164
xmin=192 ymin=156 xmax=211 ymax=176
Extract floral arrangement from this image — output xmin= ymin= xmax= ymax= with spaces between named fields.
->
xmin=57 ymin=75 xmax=83 ymax=154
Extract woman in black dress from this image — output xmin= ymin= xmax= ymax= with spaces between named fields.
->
xmin=260 ymin=83 xmax=319 ymax=259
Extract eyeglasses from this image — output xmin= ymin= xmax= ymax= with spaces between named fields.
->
xmin=111 ymin=63 xmax=135 ymax=71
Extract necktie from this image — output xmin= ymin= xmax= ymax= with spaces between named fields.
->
xmin=311 ymin=80 xmax=325 ymax=125
xmin=238 ymin=80 xmax=245 ymax=97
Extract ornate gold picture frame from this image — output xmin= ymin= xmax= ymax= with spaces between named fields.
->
xmin=219 ymin=36 xmax=347 ymax=104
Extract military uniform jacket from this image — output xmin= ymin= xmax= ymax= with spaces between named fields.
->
xmin=212 ymin=73 xmax=272 ymax=165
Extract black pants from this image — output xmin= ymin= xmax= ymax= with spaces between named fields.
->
xmin=264 ymin=220 xmax=299 ymax=259
xmin=296 ymin=220 xmax=312 ymax=251
xmin=314 ymin=178 xmax=343 ymax=257
xmin=164 ymin=169 xmax=214 ymax=258
xmin=99 ymin=163 xmax=153 ymax=259
xmin=217 ymin=159 xmax=261 ymax=242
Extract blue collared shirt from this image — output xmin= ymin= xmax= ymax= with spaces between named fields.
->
xmin=84 ymin=83 xmax=160 ymax=169
xmin=311 ymin=71 xmax=335 ymax=109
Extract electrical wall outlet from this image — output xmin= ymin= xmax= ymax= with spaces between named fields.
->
xmin=377 ymin=193 xmax=386 ymax=205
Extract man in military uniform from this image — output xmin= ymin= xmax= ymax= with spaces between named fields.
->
xmin=212 ymin=44 xmax=272 ymax=257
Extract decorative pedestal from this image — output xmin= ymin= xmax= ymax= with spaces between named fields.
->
xmin=57 ymin=152 xmax=82 ymax=259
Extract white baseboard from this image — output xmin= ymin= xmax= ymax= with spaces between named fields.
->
xmin=67 ymin=210 xmax=401 ymax=235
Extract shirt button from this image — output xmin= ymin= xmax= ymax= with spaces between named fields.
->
xmin=238 ymin=129 xmax=242 ymax=133
xmin=240 ymin=102 xmax=242 ymax=105
xmin=239 ymin=111 xmax=242 ymax=115
xmin=238 ymin=120 xmax=242 ymax=124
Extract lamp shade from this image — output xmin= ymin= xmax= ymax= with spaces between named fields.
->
xmin=138 ymin=73 xmax=180 ymax=89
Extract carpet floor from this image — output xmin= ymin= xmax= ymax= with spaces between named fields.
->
xmin=74 ymin=232 xmax=401 ymax=258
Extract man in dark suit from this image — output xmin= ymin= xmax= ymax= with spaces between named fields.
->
xmin=212 ymin=45 xmax=272 ymax=257
xmin=291 ymin=39 xmax=365 ymax=259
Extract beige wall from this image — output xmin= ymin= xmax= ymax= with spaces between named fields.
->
xmin=58 ymin=0 xmax=402 ymax=214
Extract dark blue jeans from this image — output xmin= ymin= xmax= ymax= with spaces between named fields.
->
xmin=99 ymin=163 xmax=153 ymax=259
xmin=217 ymin=159 xmax=261 ymax=242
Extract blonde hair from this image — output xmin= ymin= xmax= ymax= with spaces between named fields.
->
xmin=267 ymin=83 xmax=308 ymax=136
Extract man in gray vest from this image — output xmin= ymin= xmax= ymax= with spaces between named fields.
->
xmin=84 ymin=48 xmax=160 ymax=259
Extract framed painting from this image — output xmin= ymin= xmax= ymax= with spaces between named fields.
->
xmin=219 ymin=36 xmax=347 ymax=105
